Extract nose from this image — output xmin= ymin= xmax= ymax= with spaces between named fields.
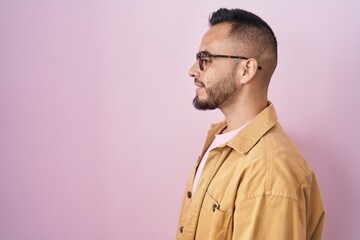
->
xmin=189 ymin=61 xmax=200 ymax=78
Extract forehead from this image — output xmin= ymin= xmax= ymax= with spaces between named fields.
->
xmin=199 ymin=22 xmax=234 ymax=53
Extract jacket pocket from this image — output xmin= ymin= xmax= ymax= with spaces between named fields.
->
xmin=196 ymin=191 xmax=232 ymax=240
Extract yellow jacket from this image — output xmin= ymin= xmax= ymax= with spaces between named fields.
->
xmin=177 ymin=103 xmax=324 ymax=240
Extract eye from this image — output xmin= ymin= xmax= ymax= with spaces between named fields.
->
xmin=201 ymin=57 xmax=211 ymax=63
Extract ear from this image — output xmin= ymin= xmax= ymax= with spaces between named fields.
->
xmin=237 ymin=58 xmax=260 ymax=84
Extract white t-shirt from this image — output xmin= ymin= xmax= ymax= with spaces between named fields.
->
xmin=192 ymin=124 xmax=248 ymax=194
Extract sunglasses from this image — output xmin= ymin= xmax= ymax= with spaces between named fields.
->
xmin=196 ymin=51 xmax=262 ymax=71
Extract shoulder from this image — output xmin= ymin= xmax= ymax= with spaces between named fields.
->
xmin=238 ymin=123 xmax=314 ymax=207
xmin=264 ymin=123 xmax=313 ymax=182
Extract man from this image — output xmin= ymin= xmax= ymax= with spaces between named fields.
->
xmin=177 ymin=8 xmax=324 ymax=240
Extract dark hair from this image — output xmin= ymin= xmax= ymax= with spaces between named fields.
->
xmin=209 ymin=8 xmax=277 ymax=63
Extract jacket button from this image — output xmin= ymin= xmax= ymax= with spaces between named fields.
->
xmin=212 ymin=204 xmax=218 ymax=212
xmin=187 ymin=191 xmax=192 ymax=198
xmin=180 ymin=226 xmax=184 ymax=233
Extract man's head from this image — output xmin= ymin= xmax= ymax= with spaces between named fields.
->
xmin=190 ymin=8 xmax=277 ymax=111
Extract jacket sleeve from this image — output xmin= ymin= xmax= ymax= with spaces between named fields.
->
xmin=232 ymin=178 xmax=324 ymax=240
xmin=305 ymin=174 xmax=325 ymax=240
xmin=232 ymin=195 xmax=307 ymax=240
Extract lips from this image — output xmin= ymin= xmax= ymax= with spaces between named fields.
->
xmin=194 ymin=78 xmax=206 ymax=96
xmin=194 ymin=80 xmax=205 ymax=95
xmin=194 ymin=78 xmax=205 ymax=88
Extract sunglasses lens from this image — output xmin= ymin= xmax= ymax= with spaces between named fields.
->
xmin=196 ymin=52 xmax=208 ymax=71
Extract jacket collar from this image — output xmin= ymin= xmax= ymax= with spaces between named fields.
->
xmin=209 ymin=102 xmax=278 ymax=155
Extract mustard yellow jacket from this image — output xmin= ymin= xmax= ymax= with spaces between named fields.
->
xmin=177 ymin=104 xmax=324 ymax=240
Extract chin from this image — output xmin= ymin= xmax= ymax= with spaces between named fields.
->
xmin=193 ymin=97 xmax=217 ymax=110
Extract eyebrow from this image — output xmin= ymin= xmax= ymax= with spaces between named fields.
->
xmin=199 ymin=50 xmax=211 ymax=55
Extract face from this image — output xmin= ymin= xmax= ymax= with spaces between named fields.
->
xmin=190 ymin=23 xmax=240 ymax=110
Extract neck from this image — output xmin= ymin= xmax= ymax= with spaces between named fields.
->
xmin=220 ymin=93 xmax=268 ymax=133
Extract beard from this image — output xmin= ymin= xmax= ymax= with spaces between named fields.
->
xmin=193 ymin=71 xmax=237 ymax=110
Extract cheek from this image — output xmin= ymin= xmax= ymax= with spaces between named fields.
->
xmin=202 ymin=67 xmax=218 ymax=83
xmin=202 ymin=69 xmax=223 ymax=88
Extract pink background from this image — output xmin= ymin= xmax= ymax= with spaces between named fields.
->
xmin=1 ymin=0 xmax=360 ymax=239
